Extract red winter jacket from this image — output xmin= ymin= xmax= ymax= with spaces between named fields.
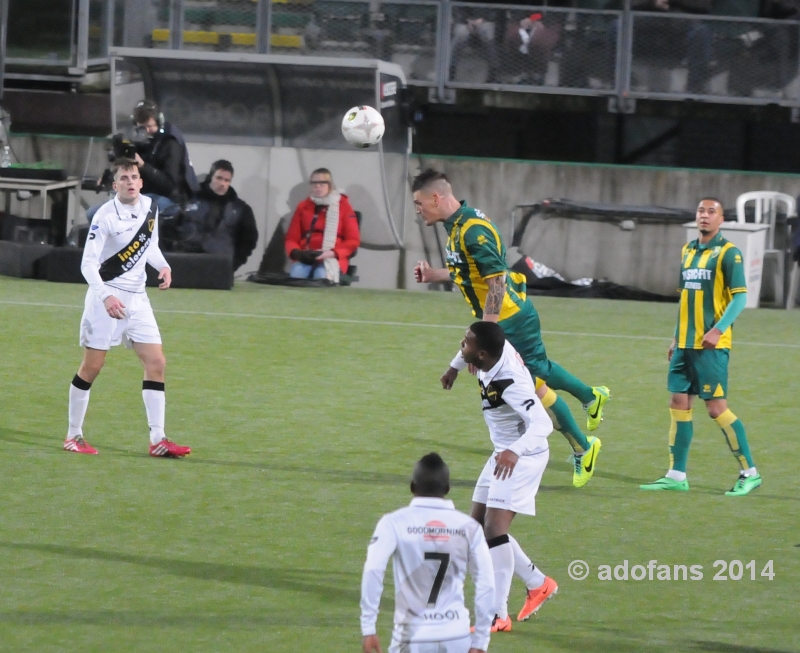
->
xmin=284 ymin=195 xmax=361 ymax=274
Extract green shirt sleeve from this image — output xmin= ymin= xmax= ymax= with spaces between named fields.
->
xmin=722 ymin=246 xmax=747 ymax=293
xmin=461 ymin=222 xmax=506 ymax=278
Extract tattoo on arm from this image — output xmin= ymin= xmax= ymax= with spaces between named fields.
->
xmin=484 ymin=275 xmax=505 ymax=317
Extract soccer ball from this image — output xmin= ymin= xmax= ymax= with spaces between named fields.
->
xmin=341 ymin=106 xmax=385 ymax=148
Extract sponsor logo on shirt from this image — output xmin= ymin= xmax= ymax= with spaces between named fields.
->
xmin=407 ymin=522 xmax=466 ymax=541
xmin=445 ymin=249 xmax=463 ymax=265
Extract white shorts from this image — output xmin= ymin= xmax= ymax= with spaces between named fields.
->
xmin=389 ymin=635 xmax=472 ymax=653
xmin=79 ymin=286 xmax=162 ymax=350
xmin=472 ymin=449 xmax=549 ymax=516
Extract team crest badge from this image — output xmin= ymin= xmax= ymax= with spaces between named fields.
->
xmin=148 ymin=219 xmax=155 ymax=232
xmin=710 ymin=246 xmax=721 ymax=259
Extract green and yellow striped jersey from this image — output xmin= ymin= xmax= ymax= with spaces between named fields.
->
xmin=443 ymin=201 xmax=529 ymax=321
xmin=676 ymin=232 xmax=746 ymax=350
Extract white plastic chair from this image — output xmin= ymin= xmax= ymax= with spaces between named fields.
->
xmin=735 ymin=191 xmax=796 ymax=307
xmin=788 ymin=258 xmax=800 ymax=309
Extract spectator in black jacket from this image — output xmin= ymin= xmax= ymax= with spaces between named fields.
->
xmin=179 ymin=160 xmax=259 ymax=271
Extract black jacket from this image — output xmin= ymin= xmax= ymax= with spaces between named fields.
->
xmin=136 ymin=126 xmax=195 ymax=204
xmin=181 ymin=181 xmax=259 ymax=270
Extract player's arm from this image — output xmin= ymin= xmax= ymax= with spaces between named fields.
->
xmin=360 ymin=516 xmax=396 ymax=647
xmin=81 ymin=214 xmax=113 ymax=301
xmin=81 ymin=213 xmax=126 ymax=318
xmin=468 ymin=523 xmax=494 ymax=653
xmin=145 ymin=208 xmax=172 ymax=289
xmin=441 ymin=350 xmax=468 ymax=389
xmin=415 ymin=260 xmax=451 ymax=283
xmin=483 ymin=274 xmax=505 ymax=323
xmin=703 ymin=248 xmax=747 ymax=349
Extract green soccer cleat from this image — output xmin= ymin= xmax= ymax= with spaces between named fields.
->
xmin=640 ymin=477 xmax=690 ymax=492
xmin=573 ymin=437 xmax=601 ymax=488
xmin=725 ymin=473 xmax=762 ymax=496
xmin=585 ymin=386 xmax=611 ymax=431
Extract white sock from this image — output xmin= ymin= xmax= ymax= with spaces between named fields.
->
xmin=67 ymin=376 xmax=92 ymax=438
xmin=509 ymin=535 xmax=546 ymax=590
xmin=744 ymin=466 xmax=758 ymax=476
xmin=142 ymin=383 xmax=166 ymax=444
xmin=666 ymin=469 xmax=687 ymax=481
xmin=488 ymin=535 xmax=514 ymax=620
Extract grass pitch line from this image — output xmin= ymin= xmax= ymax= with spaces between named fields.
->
xmin=3 ymin=299 xmax=800 ymax=349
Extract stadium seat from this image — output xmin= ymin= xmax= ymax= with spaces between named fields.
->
xmin=735 ymin=191 xmax=796 ymax=307
xmin=0 ymin=241 xmax=52 ymax=279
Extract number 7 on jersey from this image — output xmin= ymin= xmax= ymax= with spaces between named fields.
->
xmin=424 ymin=552 xmax=451 ymax=607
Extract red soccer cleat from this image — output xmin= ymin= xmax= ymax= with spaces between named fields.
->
xmin=149 ymin=438 xmax=191 ymax=458
xmin=517 ymin=576 xmax=558 ymax=621
xmin=490 ymin=615 xmax=512 ymax=633
xmin=63 ymin=436 xmax=98 ymax=455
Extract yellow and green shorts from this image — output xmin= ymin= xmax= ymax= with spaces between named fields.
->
xmin=667 ymin=348 xmax=729 ymax=400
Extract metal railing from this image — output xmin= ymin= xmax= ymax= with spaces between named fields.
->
xmin=7 ymin=0 xmax=800 ymax=109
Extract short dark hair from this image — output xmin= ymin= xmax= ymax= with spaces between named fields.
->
xmin=699 ymin=197 xmax=724 ymax=211
xmin=111 ymin=158 xmax=139 ymax=177
xmin=132 ymin=100 xmax=160 ymax=125
xmin=411 ymin=452 xmax=450 ymax=497
xmin=469 ymin=321 xmax=505 ymax=358
xmin=412 ymin=168 xmax=449 ymax=193
xmin=310 ymin=168 xmax=332 ymax=180
xmin=210 ymin=159 xmax=234 ymax=178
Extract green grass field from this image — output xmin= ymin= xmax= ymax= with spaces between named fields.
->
xmin=0 ymin=276 xmax=798 ymax=653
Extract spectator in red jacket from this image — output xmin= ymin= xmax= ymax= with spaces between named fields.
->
xmin=284 ymin=168 xmax=361 ymax=283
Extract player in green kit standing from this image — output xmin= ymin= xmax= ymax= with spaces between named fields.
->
xmin=411 ymin=169 xmax=609 ymax=488
xmin=641 ymin=197 xmax=761 ymax=496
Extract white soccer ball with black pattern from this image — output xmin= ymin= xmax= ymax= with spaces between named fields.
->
xmin=341 ymin=105 xmax=385 ymax=148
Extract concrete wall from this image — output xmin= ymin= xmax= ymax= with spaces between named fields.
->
xmin=409 ymin=155 xmax=800 ymax=294
xmin=9 ymin=135 xmax=800 ymax=293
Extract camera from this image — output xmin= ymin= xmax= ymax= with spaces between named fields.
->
xmin=90 ymin=134 xmax=139 ymax=193
xmin=109 ymin=133 xmax=137 ymax=161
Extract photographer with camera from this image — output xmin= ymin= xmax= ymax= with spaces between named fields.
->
xmin=131 ymin=100 xmax=198 ymax=215
xmin=88 ymin=100 xmax=198 ymax=224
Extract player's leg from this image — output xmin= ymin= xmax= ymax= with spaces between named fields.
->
xmin=507 ymin=302 xmax=610 ymax=431
xmin=641 ymin=348 xmax=694 ymax=491
xmin=699 ymin=350 xmax=760 ymax=496
xmin=473 ymin=498 xmax=554 ymax=619
xmin=537 ymin=381 xmax=601 ymax=487
xmin=484 ymin=507 xmax=516 ymax=632
xmin=471 ymin=459 xmax=512 ymax=632
xmin=133 ymin=342 xmax=190 ymax=458
xmin=126 ymin=293 xmax=190 ymax=458
xmin=65 ymin=347 xmax=107 ymax=454
xmin=508 ymin=534 xmax=558 ymax=621
xmin=66 ymin=289 xmax=118 ymax=454
xmin=545 ymin=360 xmax=611 ymax=431
xmin=470 ymin=501 xmax=486 ymax=526
xmin=499 ymin=449 xmax=557 ymax=621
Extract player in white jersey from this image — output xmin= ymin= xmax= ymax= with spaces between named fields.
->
xmin=63 ymin=158 xmax=191 ymax=458
xmin=444 ymin=321 xmax=558 ymax=633
xmin=361 ymin=453 xmax=495 ymax=653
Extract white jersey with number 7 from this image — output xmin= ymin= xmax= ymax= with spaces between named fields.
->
xmin=360 ymin=496 xmax=495 ymax=650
